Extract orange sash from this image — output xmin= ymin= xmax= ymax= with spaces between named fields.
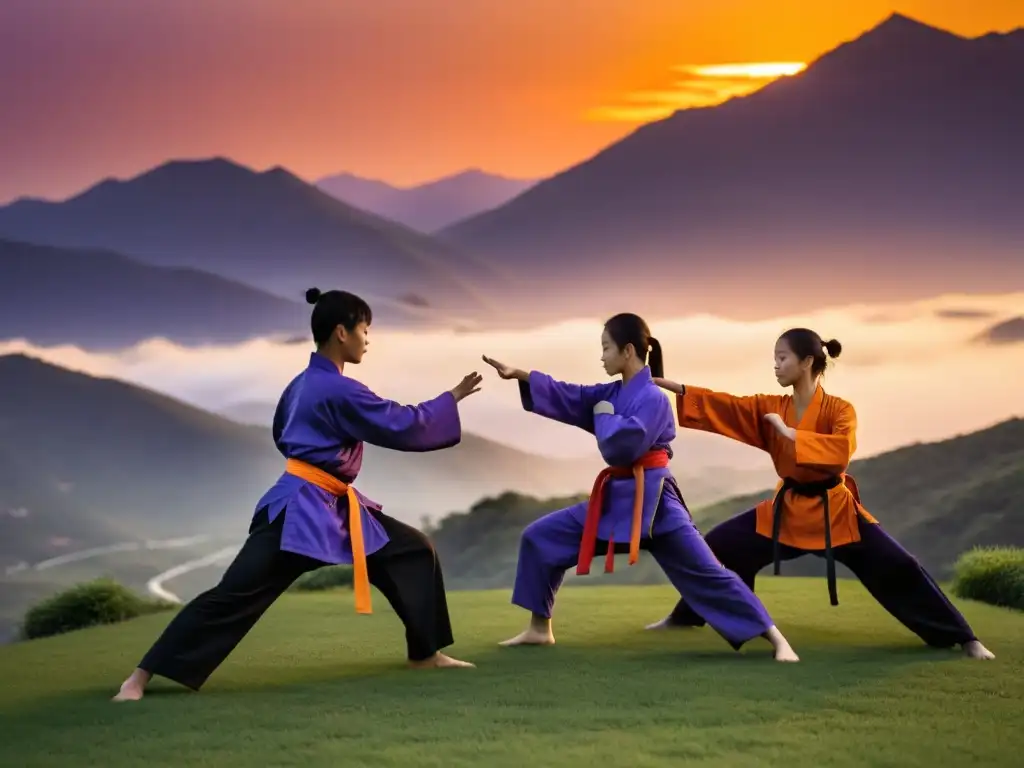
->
xmin=284 ymin=458 xmax=372 ymax=615
xmin=576 ymin=449 xmax=670 ymax=576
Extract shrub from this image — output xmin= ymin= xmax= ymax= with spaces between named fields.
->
xmin=951 ymin=547 xmax=1024 ymax=611
xmin=290 ymin=565 xmax=354 ymax=592
xmin=21 ymin=578 xmax=176 ymax=640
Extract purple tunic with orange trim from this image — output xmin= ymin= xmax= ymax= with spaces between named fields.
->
xmin=254 ymin=352 xmax=462 ymax=564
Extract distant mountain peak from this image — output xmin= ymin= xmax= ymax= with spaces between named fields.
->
xmin=88 ymin=157 xmax=319 ymax=198
xmin=144 ymin=156 xmax=253 ymax=180
xmin=315 ymin=169 xmax=539 ymax=232
xmin=875 ymin=12 xmax=953 ymax=35
xmin=793 ymin=11 xmax=971 ymax=78
xmin=65 ymin=157 xmax=264 ymax=204
xmin=437 ymin=168 xmax=532 ymax=185
xmin=0 ymin=352 xmax=39 ymax=368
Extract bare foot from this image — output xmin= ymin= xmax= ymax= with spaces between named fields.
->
xmin=763 ymin=626 xmax=800 ymax=663
xmin=111 ymin=669 xmax=151 ymax=701
xmin=499 ymin=628 xmax=555 ymax=646
xmin=408 ymin=652 xmax=475 ymax=669
xmin=962 ymin=640 xmax=995 ymax=660
xmin=774 ymin=644 xmax=800 ymax=662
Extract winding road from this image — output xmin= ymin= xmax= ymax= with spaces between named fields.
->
xmin=3 ymin=534 xmax=242 ymax=604
xmin=145 ymin=546 xmax=240 ymax=603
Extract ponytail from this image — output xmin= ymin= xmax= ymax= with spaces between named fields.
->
xmin=603 ymin=313 xmax=663 ymax=377
xmin=647 ymin=337 xmax=664 ymax=379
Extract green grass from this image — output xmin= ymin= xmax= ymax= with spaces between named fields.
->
xmin=2 ymin=579 xmax=1023 ymax=767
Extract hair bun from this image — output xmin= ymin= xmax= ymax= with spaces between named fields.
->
xmin=823 ymin=338 xmax=842 ymax=358
xmin=305 ymin=287 xmax=322 ymax=305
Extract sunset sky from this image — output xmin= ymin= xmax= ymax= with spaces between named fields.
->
xmin=1 ymin=0 xmax=1022 ymax=202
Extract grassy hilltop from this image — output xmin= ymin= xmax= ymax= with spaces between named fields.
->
xmin=1 ymin=580 xmax=1022 ymax=767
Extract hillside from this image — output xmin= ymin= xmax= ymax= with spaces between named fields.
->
xmin=316 ymin=169 xmax=537 ymax=232
xmin=0 ymin=353 xmax=623 ymax=638
xmin=0 ymin=158 xmax=501 ymax=327
xmin=440 ymin=14 xmax=1024 ymax=321
xmin=0 ymin=238 xmax=311 ymax=348
xmin=430 ymin=418 xmax=1024 ymax=587
xmin=1 ymin=583 xmax=1022 ymax=767
xmin=0 ymin=354 xmax=609 ymax=563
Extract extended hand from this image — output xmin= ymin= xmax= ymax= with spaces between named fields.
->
xmin=652 ymin=377 xmax=684 ymax=395
xmin=450 ymin=372 xmax=483 ymax=402
xmin=481 ymin=355 xmax=522 ymax=380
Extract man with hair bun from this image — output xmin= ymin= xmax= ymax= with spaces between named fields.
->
xmin=646 ymin=327 xmax=995 ymax=661
xmin=113 ymin=287 xmax=481 ymax=702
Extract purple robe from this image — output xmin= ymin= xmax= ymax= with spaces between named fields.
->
xmin=254 ymin=352 xmax=461 ymax=564
xmin=512 ymin=366 xmax=775 ymax=648
xmin=519 ymin=366 xmax=691 ymax=541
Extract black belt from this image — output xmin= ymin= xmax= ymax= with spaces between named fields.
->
xmin=771 ymin=475 xmax=843 ymax=606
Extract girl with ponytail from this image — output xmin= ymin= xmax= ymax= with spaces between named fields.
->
xmin=482 ymin=313 xmax=799 ymax=661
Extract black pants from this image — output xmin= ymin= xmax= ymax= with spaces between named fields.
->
xmin=667 ymin=509 xmax=976 ymax=648
xmin=139 ymin=508 xmax=454 ymax=691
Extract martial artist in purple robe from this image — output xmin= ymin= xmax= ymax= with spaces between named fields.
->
xmin=114 ymin=288 xmax=480 ymax=701
xmin=483 ymin=313 xmax=800 ymax=661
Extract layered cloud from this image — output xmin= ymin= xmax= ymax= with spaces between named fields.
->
xmin=2 ymin=292 xmax=1021 ymax=464
xmin=587 ymin=62 xmax=807 ymax=122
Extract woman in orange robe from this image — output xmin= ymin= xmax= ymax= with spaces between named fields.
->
xmin=646 ymin=328 xmax=995 ymax=660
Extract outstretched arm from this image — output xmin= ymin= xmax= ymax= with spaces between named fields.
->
xmin=671 ymin=383 xmax=771 ymax=451
xmin=329 ymin=381 xmax=462 ymax=452
xmin=483 ymin=355 xmax=615 ymax=433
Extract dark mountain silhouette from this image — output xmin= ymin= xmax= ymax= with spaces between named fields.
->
xmin=316 ymin=169 xmax=537 ymax=233
xmin=0 ymin=353 xmax=608 ymax=569
xmin=440 ymin=13 xmax=1024 ymax=322
xmin=0 ymin=158 xmax=502 ymax=327
xmin=430 ymin=417 xmax=1024 ymax=589
xmin=0 ymin=239 xmax=313 ymax=349
xmin=974 ymin=316 xmax=1024 ymax=345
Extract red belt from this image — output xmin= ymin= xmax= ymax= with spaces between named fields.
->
xmin=577 ymin=449 xmax=670 ymax=575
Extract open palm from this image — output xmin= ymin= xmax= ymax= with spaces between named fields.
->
xmin=482 ymin=355 xmax=517 ymax=380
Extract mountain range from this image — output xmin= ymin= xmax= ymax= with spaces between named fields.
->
xmin=438 ymin=13 xmax=1024 ymax=321
xmin=0 ymin=13 xmax=1020 ymax=338
xmin=0 ymin=239 xmax=314 ymax=348
xmin=0 ymin=352 xmax=612 ymax=572
xmin=315 ymin=169 xmax=537 ymax=233
xmin=0 ymin=159 xmax=502 ymax=328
